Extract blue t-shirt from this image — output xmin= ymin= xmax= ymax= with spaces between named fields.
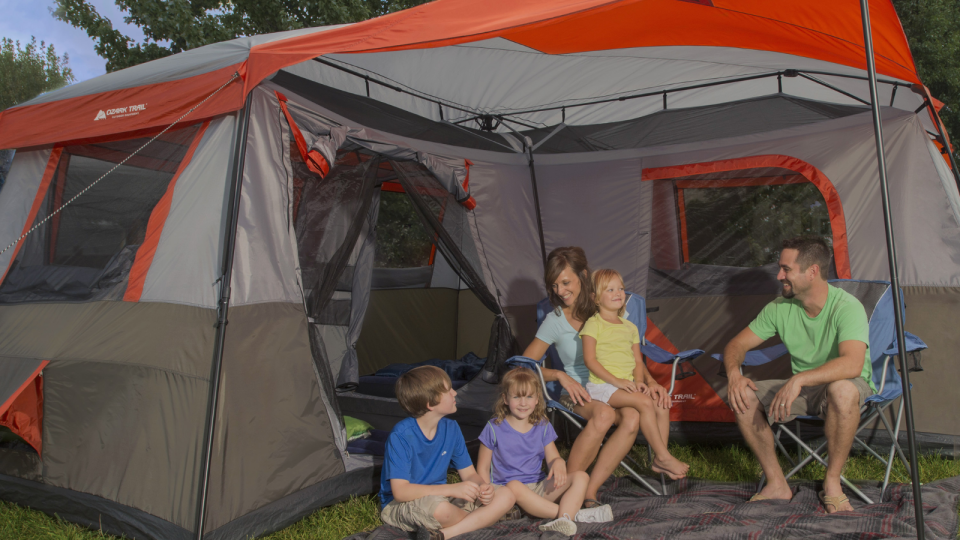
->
xmin=535 ymin=309 xmax=591 ymax=385
xmin=380 ymin=416 xmax=473 ymax=508
xmin=478 ymin=419 xmax=558 ymax=485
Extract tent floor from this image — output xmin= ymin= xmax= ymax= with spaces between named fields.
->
xmin=348 ymin=476 xmax=960 ymax=540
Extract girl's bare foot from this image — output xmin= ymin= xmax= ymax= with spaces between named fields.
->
xmin=651 ymin=456 xmax=688 ymax=479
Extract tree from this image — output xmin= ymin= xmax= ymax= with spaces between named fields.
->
xmin=892 ymin=0 xmax=960 ymax=161
xmin=51 ymin=0 xmax=431 ymax=73
xmin=0 ymin=37 xmax=74 ymax=189
xmin=0 ymin=37 xmax=75 ymax=111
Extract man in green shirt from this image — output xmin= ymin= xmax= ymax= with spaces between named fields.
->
xmin=724 ymin=237 xmax=874 ymax=513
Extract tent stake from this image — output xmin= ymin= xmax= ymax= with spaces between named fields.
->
xmin=193 ymin=92 xmax=253 ymax=540
xmin=858 ymin=2 xmax=925 ymax=538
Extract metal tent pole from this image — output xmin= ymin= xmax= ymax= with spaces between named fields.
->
xmin=858 ymin=2 xmax=925 ymax=538
xmin=193 ymin=93 xmax=254 ymax=540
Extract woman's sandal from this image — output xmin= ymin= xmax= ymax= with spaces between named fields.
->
xmin=582 ymin=498 xmax=602 ymax=509
xmin=818 ymin=490 xmax=850 ymax=513
xmin=747 ymin=493 xmax=770 ymax=502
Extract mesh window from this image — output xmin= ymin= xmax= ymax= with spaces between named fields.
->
xmin=682 ymin=179 xmax=831 ymax=268
xmin=0 ymin=125 xmax=201 ymax=303
xmin=647 ymin=168 xmax=836 ymax=298
xmin=374 ymin=190 xmax=434 ymax=269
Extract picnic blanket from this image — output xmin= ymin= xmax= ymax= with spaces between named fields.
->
xmin=347 ymin=476 xmax=960 ymax=539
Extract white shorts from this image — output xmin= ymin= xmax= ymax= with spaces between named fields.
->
xmin=585 ymin=382 xmax=620 ymax=404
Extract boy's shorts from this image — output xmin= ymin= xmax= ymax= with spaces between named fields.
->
xmin=585 ymin=382 xmax=620 ymax=404
xmin=380 ymin=495 xmax=478 ymax=532
xmin=753 ymin=377 xmax=874 ymax=425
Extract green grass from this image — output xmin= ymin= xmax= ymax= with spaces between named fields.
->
xmin=0 ymin=444 xmax=957 ymax=540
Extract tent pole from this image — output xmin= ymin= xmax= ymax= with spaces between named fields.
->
xmin=858 ymin=2 xmax=925 ymax=538
xmin=193 ymin=92 xmax=254 ymax=540
xmin=527 ymin=144 xmax=547 ymax=266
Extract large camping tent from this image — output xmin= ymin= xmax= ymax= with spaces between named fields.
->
xmin=0 ymin=0 xmax=958 ymax=538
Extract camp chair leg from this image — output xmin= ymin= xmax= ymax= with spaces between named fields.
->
xmin=879 ymin=400 xmax=911 ymax=472
xmin=795 ymin=420 xmax=804 ymax=464
xmin=557 ymin=409 xmax=662 ymax=496
xmin=854 ymin=435 xmax=891 ymax=465
xmin=779 ymin=431 xmax=875 ymax=504
xmin=646 ymin=446 xmax=667 ymax=493
xmin=773 ymin=426 xmax=799 ymax=469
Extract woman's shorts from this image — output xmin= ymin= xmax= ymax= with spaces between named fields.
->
xmin=585 ymin=382 xmax=620 ymax=404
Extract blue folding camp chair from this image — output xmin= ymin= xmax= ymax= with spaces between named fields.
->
xmin=711 ymin=279 xmax=926 ymax=503
xmin=506 ymin=292 xmax=704 ymax=495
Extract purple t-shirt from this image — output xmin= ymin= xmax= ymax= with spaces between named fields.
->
xmin=478 ymin=419 xmax=558 ymax=485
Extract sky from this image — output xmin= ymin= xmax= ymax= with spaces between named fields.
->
xmin=0 ymin=0 xmax=147 ymax=83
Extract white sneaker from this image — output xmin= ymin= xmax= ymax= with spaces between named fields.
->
xmin=538 ymin=515 xmax=577 ymax=536
xmin=575 ymin=504 xmax=613 ymax=523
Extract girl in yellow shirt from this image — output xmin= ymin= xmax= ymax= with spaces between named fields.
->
xmin=580 ymin=269 xmax=689 ymax=480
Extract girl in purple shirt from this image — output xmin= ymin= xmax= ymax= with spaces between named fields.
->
xmin=477 ymin=368 xmax=613 ymax=536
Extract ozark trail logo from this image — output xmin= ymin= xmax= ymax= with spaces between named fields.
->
xmin=93 ymin=104 xmax=148 ymax=122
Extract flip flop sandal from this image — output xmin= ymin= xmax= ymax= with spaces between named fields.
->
xmin=582 ymin=498 xmax=602 ymax=509
xmin=818 ymin=490 xmax=850 ymax=513
xmin=747 ymin=493 xmax=770 ymax=502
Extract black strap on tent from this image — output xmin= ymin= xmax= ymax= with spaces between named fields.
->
xmin=390 ymin=160 xmax=517 ymax=381
xmin=306 ymin=155 xmax=382 ymax=318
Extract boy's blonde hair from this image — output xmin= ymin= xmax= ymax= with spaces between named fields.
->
xmin=592 ymin=268 xmax=626 ymax=317
xmin=493 ymin=368 xmax=547 ymax=426
xmin=395 ymin=366 xmax=452 ymax=417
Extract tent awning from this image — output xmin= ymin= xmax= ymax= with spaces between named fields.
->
xmin=0 ymin=0 xmax=920 ymax=150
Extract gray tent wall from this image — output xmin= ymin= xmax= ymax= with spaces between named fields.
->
xmin=268 ymin=65 xmax=960 ymax=443
xmin=0 ymin=96 xmax=364 ymax=539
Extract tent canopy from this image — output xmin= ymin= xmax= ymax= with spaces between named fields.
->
xmin=0 ymin=0 xmax=923 ymax=150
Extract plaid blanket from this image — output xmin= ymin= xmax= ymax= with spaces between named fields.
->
xmin=348 ymin=476 xmax=960 ymax=539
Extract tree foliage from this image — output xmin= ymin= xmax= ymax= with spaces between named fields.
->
xmin=0 ymin=37 xmax=75 ymax=111
xmin=892 ymin=0 xmax=960 ymax=159
xmin=51 ymin=0 xmax=431 ymax=73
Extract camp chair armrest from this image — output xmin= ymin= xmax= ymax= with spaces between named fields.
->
xmin=883 ymin=331 xmax=927 ymax=356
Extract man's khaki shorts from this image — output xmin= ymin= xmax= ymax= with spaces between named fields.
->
xmin=753 ymin=377 xmax=874 ymax=425
xmin=380 ymin=495 xmax=478 ymax=532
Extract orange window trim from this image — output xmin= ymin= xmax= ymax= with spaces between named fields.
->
xmin=677 ymin=188 xmax=689 ymax=263
xmin=275 ymin=91 xmax=330 ymax=178
xmin=124 ymin=121 xmax=211 ymax=302
xmin=381 ymin=181 xmax=405 ymax=193
xmin=0 ymin=147 xmax=63 ymax=286
xmin=0 ymin=360 xmax=49 ymax=456
xmin=643 ymin=155 xmax=851 ymax=279
xmin=47 ymin=155 xmax=70 ymax=264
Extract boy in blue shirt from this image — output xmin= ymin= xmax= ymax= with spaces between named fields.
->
xmin=381 ymin=366 xmax=517 ymax=540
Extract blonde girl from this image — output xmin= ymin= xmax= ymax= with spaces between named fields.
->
xmin=580 ymin=268 xmax=689 ymax=480
xmin=477 ymin=368 xmax=613 ymax=536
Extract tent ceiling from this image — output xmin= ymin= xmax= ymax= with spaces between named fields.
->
xmin=273 ymin=70 xmax=869 ymax=154
xmin=282 ymin=39 xmax=924 ymax=131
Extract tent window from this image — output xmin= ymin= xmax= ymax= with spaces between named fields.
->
xmin=646 ymin=164 xmax=841 ymax=299
xmin=375 ymin=190 xmax=435 ymax=269
xmin=0 ymin=125 xmax=201 ymax=303
xmin=679 ymin=177 xmax=833 ymax=267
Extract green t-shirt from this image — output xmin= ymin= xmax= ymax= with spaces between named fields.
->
xmin=748 ymin=285 xmax=874 ymax=392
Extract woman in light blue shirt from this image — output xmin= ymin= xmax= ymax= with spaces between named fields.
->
xmin=521 ymin=246 xmax=641 ymax=506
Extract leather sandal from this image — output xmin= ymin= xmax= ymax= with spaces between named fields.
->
xmin=818 ymin=490 xmax=850 ymax=513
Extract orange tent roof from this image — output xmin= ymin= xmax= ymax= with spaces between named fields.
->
xmin=0 ymin=0 xmax=918 ymax=149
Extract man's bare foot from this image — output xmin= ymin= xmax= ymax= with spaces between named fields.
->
xmin=753 ymin=483 xmax=792 ymax=501
xmin=651 ymin=456 xmax=688 ymax=480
